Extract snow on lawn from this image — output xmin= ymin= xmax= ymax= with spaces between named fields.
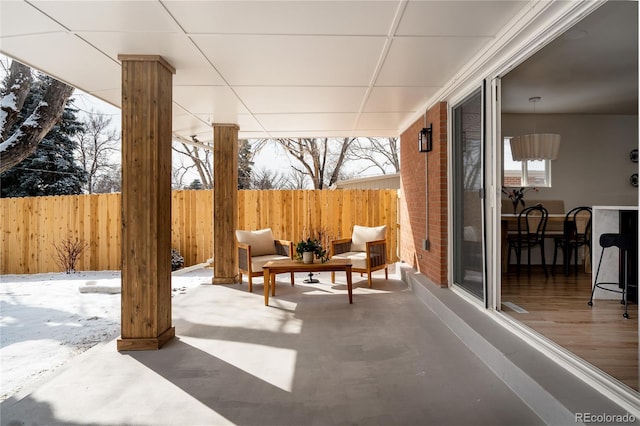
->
xmin=0 ymin=266 xmax=211 ymax=401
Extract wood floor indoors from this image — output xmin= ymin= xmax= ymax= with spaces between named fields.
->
xmin=501 ymin=265 xmax=638 ymax=391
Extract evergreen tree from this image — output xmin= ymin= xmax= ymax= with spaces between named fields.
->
xmin=1 ymin=74 xmax=87 ymax=197
xmin=187 ymin=179 xmax=203 ymax=190
xmin=238 ymin=139 xmax=253 ymax=189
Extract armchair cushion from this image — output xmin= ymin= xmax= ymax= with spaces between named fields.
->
xmin=351 ymin=225 xmax=387 ymax=252
xmin=235 ymin=228 xmax=276 ymax=256
xmin=250 ymin=254 xmax=291 ymax=271
xmin=332 ymin=251 xmax=368 ymax=269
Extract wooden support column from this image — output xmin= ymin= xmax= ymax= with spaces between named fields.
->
xmin=212 ymin=123 xmax=239 ymax=284
xmin=117 ymin=55 xmax=175 ymax=351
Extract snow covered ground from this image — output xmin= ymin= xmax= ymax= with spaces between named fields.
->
xmin=0 ymin=266 xmax=212 ymax=401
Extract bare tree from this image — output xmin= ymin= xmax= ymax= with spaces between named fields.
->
xmin=75 ymin=111 xmax=120 ymax=193
xmin=171 ymin=135 xmax=213 ymax=189
xmin=283 ymin=167 xmax=310 ymax=189
xmin=171 ymin=154 xmax=193 ymax=189
xmin=274 ymin=137 xmax=355 ymax=189
xmin=172 ymin=136 xmax=253 ymax=190
xmin=251 ymin=167 xmax=290 ymax=189
xmin=0 ymin=60 xmax=75 ymax=173
xmin=349 ymin=137 xmax=399 ymax=175
xmin=93 ymin=165 xmax=122 ymax=193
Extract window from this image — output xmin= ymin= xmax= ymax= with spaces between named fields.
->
xmin=503 ymin=138 xmax=551 ymax=187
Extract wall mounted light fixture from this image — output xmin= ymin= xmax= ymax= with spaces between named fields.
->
xmin=419 ymin=124 xmax=432 ymax=152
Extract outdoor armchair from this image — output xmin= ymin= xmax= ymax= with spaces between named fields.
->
xmin=236 ymin=228 xmax=294 ymax=292
xmin=330 ymin=225 xmax=388 ymax=288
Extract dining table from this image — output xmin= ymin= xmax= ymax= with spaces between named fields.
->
xmin=500 ymin=213 xmax=589 ymax=275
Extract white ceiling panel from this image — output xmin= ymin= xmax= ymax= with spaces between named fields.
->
xmin=356 ymin=112 xmax=406 ymax=131
xmin=234 ymin=86 xmax=367 ymax=114
xmin=31 ymin=1 xmax=179 ymax=33
xmin=0 ymin=1 xmax=65 ymax=37
xmin=0 ymin=32 xmax=121 ymax=92
xmin=235 ymin=114 xmax=266 ymax=133
xmin=172 ymin=108 xmax=267 ymax=139
xmin=165 ymin=1 xmax=398 ymax=35
xmin=1 ymin=0 xmax=632 ymax=142
xmin=376 ymin=36 xmax=491 ymax=86
xmin=89 ymin=88 xmax=121 ymax=109
xmin=255 ymin=113 xmax=357 ymax=132
xmin=346 ymin=129 xmax=398 ymax=138
xmin=191 ymin=35 xmax=386 ymax=86
xmin=397 ymin=1 xmax=527 ymax=37
xmin=174 ymin=115 xmax=266 ymax=136
xmin=238 ymin=131 xmax=269 ymax=139
xmin=173 ymin=86 xmax=249 ymax=115
xmin=79 ymin=32 xmax=225 ymax=86
xmin=267 ymin=131 xmax=366 ymax=139
xmin=364 ymin=86 xmax=438 ymax=113
xmin=172 ymin=112 xmax=209 ymax=135
xmin=172 ymin=124 xmax=213 ymax=141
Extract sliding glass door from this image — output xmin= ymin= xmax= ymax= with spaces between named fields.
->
xmin=452 ymin=89 xmax=486 ymax=300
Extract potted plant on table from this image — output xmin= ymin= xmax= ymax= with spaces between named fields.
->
xmin=502 ymin=186 xmax=538 ymax=214
xmin=295 ymin=238 xmax=329 ymax=264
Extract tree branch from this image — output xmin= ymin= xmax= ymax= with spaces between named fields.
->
xmin=0 ymin=61 xmax=32 ymax=140
xmin=0 ymin=78 xmax=74 ymax=173
xmin=328 ymin=137 xmax=355 ymax=186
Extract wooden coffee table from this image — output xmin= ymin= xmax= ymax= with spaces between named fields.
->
xmin=262 ymin=258 xmax=353 ymax=306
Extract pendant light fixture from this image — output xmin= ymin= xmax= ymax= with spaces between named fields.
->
xmin=510 ymin=96 xmax=561 ymax=161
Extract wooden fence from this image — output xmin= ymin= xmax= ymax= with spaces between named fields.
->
xmin=1 ymin=189 xmax=398 ymax=275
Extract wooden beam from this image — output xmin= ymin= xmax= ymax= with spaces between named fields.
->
xmin=212 ymin=123 xmax=239 ymax=284
xmin=117 ymin=55 xmax=175 ymax=351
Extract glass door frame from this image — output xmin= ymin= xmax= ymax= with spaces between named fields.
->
xmin=448 ymin=83 xmax=488 ymax=307
xmin=445 ymin=1 xmax=638 ymax=411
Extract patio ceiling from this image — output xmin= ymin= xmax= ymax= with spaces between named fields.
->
xmin=0 ymin=0 xmax=528 ymax=140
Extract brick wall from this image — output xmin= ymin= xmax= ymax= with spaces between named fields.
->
xmin=503 ymin=176 xmax=521 ymax=186
xmin=399 ymin=102 xmax=448 ymax=286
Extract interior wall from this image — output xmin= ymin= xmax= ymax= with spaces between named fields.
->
xmin=502 ymin=113 xmax=638 ymax=210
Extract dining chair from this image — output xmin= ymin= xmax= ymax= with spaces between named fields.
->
xmin=552 ymin=206 xmax=592 ymax=276
xmin=507 ymin=204 xmax=549 ymax=277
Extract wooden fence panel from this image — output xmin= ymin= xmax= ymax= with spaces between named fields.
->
xmin=0 ymin=189 xmax=398 ymax=274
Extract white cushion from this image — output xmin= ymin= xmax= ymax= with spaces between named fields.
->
xmin=332 ymin=251 xmax=368 ymax=270
xmin=235 ymin=228 xmax=276 ymax=256
xmin=351 ymin=225 xmax=386 ymax=252
xmin=251 ymin=254 xmax=291 ymax=271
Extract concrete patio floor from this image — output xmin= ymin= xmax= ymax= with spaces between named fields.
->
xmin=0 ymin=266 xmax=631 ymax=425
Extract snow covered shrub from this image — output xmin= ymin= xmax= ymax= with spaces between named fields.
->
xmin=171 ymin=248 xmax=184 ymax=271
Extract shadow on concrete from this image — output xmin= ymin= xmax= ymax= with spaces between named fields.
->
xmin=1 ymin=275 xmax=542 ymax=425
xmin=126 ymin=278 xmax=541 ymax=425
xmin=1 ymin=396 xmax=85 ymax=426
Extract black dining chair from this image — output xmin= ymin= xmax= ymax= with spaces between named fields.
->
xmin=507 ymin=204 xmax=549 ymax=277
xmin=552 ymin=206 xmax=592 ymax=276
